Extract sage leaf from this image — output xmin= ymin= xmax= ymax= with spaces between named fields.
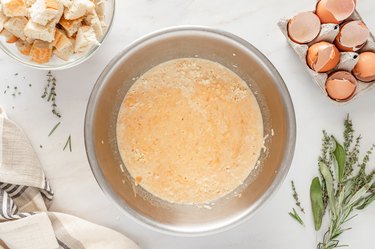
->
xmin=319 ymin=162 xmax=336 ymax=215
xmin=310 ymin=177 xmax=324 ymax=231
xmin=357 ymin=192 xmax=375 ymax=210
xmin=333 ymin=138 xmax=346 ymax=182
xmin=347 ymin=184 xmax=371 ymax=207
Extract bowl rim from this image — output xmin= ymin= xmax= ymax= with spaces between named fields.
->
xmin=84 ymin=25 xmax=297 ymax=237
xmin=0 ymin=0 xmax=116 ymax=71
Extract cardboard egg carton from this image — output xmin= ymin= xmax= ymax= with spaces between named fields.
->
xmin=278 ymin=11 xmax=375 ymax=104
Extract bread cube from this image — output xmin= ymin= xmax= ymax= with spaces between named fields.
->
xmin=24 ymin=19 xmax=55 ymax=42
xmin=29 ymin=39 xmax=51 ymax=63
xmin=84 ymin=9 xmax=102 ymax=38
xmin=0 ymin=5 xmax=9 ymax=31
xmin=4 ymin=16 xmax=27 ymax=39
xmin=59 ymin=15 xmax=82 ymax=37
xmin=29 ymin=0 xmax=61 ymax=25
xmin=64 ymin=0 xmax=94 ymax=20
xmin=1 ymin=28 xmax=17 ymax=42
xmin=74 ymin=25 xmax=98 ymax=53
xmin=15 ymin=39 xmax=31 ymax=54
xmin=0 ymin=0 xmax=28 ymax=17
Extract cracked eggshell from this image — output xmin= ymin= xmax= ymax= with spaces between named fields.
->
xmin=326 ymin=71 xmax=357 ymax=101
xmin=335 ymin=21 xmax=370 ymax=52
xmin=316 ymin=0 xmax=356 ymax=24
xmin=287 ymin=11 xmax=321 ymax=44
xmin=306 ymin=41 xmax=340 ymax=73
xmin=352 ymin=52 xmax=375 ymax=82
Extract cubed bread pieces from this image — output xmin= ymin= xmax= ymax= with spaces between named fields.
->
xmin=29 ymin=39 xmax=51 ymax=63
xmin=59 ymin=15 xmax=81 ymax=37
xmin=29 ymin=0 xmax=60 ymax=25
xmin=4 ymin=16 xmax=27 ymax=39
xmin=1 ymin=0 xmax=28 ymax=17
xmin=0 ymin=5 xmax=9 ymax=31
xmin=53 ymin=44 xmax=72 ymax=60
xmin=90 ymin=0 xmax=104 ymax=22
xmin=52 ymin=27 xmax=71 ymax=49
xmin=64 ymin=0 xmax=94 ymax=20
xmin=15 ymin=38 xmax=31 ymax=54
xmin=74 ymin=25 xmax=98 ymax=53
xmin=84 ymin=9 xmax=101 ymax=37
xmin=60 ymin=0 xmax=71 ymax=7
xmin=24 ymin=19 xmax=55 ymax=42
xmin=1 ymin=28 xmax=17 ymax=42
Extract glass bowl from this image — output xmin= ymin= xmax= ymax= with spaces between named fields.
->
xmin=0 ymin=0 xmax=115 ymax=70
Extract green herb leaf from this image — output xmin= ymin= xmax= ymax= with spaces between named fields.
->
xmin=48 ymin=122 xmax=61 ymax=137
xmin=333 ymin=137 xmax=346 ymax=182
xmin=319 ymin=162 xmax=336 ymax=216
xmin=310 ymin=177 xmax=324 ymax=231
xmin=288 ymin=208 xmax=304 ymax=226
xmin=63 ymin=135 xmax=72 ymax=152
xmin=356 ymin=192 xmax=375 ymax=210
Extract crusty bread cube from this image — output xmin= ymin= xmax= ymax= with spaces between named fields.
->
xmin=52 ymin=28 xmax=71 ymax=49
xmin=59 ymin=15 xmax=82 ymax=37
xmin=29 ymin=39 xmax=51 ymax=63
xmin=53 ymin=45 xmax=72 ymax=60
xmin=84 ymin=9 xmax=102 ymax=38
xmin=24 ymin=19 xmax=55 ymax=42
xmin=1 ymin=28 xmax=17 ymax=42
xmin=0 ymin=0 xmax=28 ymax=17
xmin=0 ymin=5 xmax=9 ymax=32
xmin=74 ymin=25 xmax=98 ymax=53
xmin=29 ymin=0 xmax=61 ymax=26
xmin=91 ymin=0 xmax=104 ymax=22
xmin=15 ymin=38 xmax=31 ymax=55
xmin=64 ymin=0 xmax=94 ymax=20
xmin=4 ymin=16 xmax=27 ymax=39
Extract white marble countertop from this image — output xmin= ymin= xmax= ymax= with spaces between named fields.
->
xmin=1 ymin=0 xmax=375 ymax=248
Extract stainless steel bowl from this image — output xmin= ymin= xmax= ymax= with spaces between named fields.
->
xmin=85 ymin=26 xmax=296 ymax=236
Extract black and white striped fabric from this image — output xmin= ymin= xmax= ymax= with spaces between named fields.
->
xmin=0 ymin=108 xmax=139 ymax=249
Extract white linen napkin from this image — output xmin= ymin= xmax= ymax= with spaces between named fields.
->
xmin=0 ymin=107 xmax=140 ymax=249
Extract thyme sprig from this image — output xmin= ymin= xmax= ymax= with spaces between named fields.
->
xmin=42 ymin=71 xmax=61 ymax=118
xmin=292 ymin=181 xmax=305 ymax=213
xmin=289 ymin=208 xmax=304 ymax=226
xmin=310 ymin=116 xmax=375 ymax=249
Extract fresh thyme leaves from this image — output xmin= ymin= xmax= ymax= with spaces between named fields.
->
xmin=63 ymin=135 xmax=72 ymax=152
xmin=48 ymin=122 xmax=61 ymax=137
xmin=42 ymin=71 xmax=61 ymax=118
xmin=311 ymin=116 xmax=375 ymax=249
xmin=289 ymin=180 xmax=305 ymax=226
xmin=292 ymin=181 xmax=305 ymax=213
xmin=288 ymin=208 xmax=304 ymax=226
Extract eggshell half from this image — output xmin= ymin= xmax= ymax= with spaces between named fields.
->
xmin=326 ymin=71 xmax=357 ymax=101
xmin=335 ymin=21 xmax=370 ymax=52
xmin=288 ymin=12 xmax=321 ymax=44
xmin=307 ymin=42 xmax=340 ymax=73
xmin=316 ymin=0 xmax=356 ymax=24
xmin=352 ymin=52 xmax=375 ymax=82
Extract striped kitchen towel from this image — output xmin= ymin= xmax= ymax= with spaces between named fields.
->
xmin=0 ymin=107 xmax=140 ymax=249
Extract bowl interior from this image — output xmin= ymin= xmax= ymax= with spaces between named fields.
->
xmin=85 ymin=27 xmax=295 ymax=235
xmin=0 ymin=0 xmax=115 ymax=70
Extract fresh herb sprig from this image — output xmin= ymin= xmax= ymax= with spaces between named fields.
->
xmin=289 ymin=208 xmax=304 ymax=226
xmin=63 ymin=135 xmax=72 ymax=152
xmin=310 ymin=116 xmax=375 ymax=249
xmin=289 ymin=180 xmax=305 ymax=226
xmin=42 ymin=71 xmax=61 ymax=118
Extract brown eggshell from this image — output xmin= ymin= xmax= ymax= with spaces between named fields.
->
xmin=335 ymin=21 xmax=369 ymax=52
xmin=288 ymin=12 xmax=321 ymax=44
xmin=352 ymin=52 xmax=375 ymax=82
xmin=306 ymin=42 xmax=340 ymax=73
xmin=316 ymin=0 xmax=356 ymax=24
xmin=326 ymin=71 xmax=357 ymax=101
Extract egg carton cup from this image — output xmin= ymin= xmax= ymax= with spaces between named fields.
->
xmin=278 ymin=10 xmax=375 ymax=104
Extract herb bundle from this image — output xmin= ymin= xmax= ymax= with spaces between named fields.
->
xmin=310 ymin=117 xmax=375 ymax=249
xmin=42 ymin=71 xmax=61 ymax=118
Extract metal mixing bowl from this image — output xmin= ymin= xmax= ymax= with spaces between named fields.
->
xmin=85 ymin=26 xmax=296 ymax=236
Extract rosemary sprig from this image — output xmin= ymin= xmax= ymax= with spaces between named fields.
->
xmin=288 ymin=208 xmax=304 ymax=226
xmin=48 ymin=122 xmax=61 ymax=137
xmin=310 ymin=116 xmax=375 ymax=249
xmin=63 ymin=135 xmax=72 ymax=152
